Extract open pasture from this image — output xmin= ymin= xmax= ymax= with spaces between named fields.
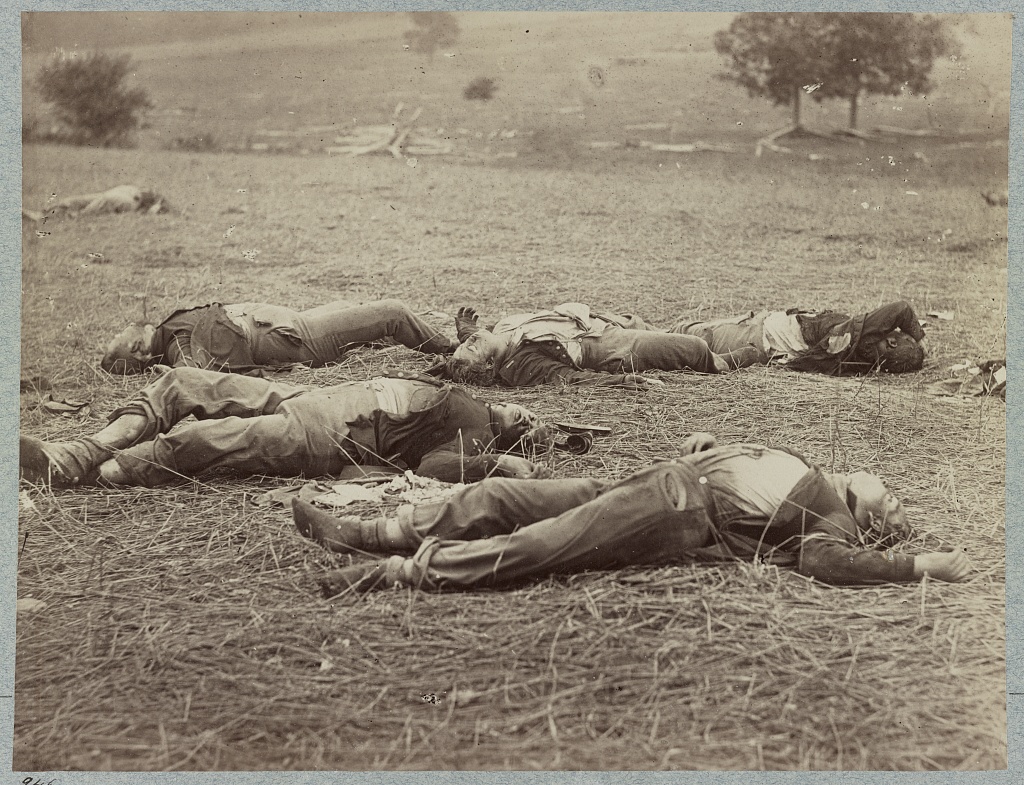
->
xmin=16 ymin=131 xmax=1007 ymax=771
xmin=16 ymin=11 xmax=1008 ymax=773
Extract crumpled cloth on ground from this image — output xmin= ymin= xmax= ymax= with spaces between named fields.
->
xmin=251 ymin=467 xmax=464 ymax=508
xmin=928 ymin=359 xmax=1005 ymax=399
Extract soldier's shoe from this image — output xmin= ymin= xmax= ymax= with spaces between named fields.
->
xmin=318 ymin=562 xmax=388 ymax=597
xmin=721 ymin=345 xmax=765 ymax=370
xmin=292 ymin=498 xmax=366 ymax=554
xmin=19 ymin=436 xmax=106 ymax=488
xmin=20 ymin=435 xmax=59 ymax=485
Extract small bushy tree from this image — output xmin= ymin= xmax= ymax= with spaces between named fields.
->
xmin=464 ymin=77 xmax=497 ymax=101
xmin=36 ymin=52 xmax=152 ymax=147
xmin=403 ymin=12 xmax=460 ymax=58
xmin=811 ymin=13 xmax=956 ymax=130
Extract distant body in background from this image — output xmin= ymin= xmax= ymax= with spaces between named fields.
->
xmin=101 ymin=299 xmax=458 ymax=375
xmin=22 ymin=184 xmax=169 ymax=222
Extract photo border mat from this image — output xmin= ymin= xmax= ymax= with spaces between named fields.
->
xmin=2 ymin=1 xmax=1019 ymax=783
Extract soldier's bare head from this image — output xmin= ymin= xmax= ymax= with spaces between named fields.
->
xmin=101 ymin=323 xmax=156 ymax=375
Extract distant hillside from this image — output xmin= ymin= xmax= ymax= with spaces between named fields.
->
xmin=22 ymin=12 xmax=1011 ymax=154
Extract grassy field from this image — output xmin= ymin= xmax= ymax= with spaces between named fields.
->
xmin=16 ymin=12 xmax=1009 ymax=773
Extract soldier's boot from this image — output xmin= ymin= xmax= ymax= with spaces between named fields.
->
xmin=292 ymin=498 xmax=371 ymax=553
xmin=318 ymin=561 xmax=389 ymax=597
xmin=19 ymin=435 xmax=110 ymax=488
xmin=293 ymin=498 xmax=417 ymax=554
xmin=720 ymin=345 xmax=765 ymax=370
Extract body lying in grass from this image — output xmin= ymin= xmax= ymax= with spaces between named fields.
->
xmin=102 ymin=298 xmax=457 ymax=375
xmin=22 ymin=184 xmax=169 ymax=222
xmin=296 ymin=432 xmax=971 ymax=594
xmin=19 ymin=368 xmax=552 ymax=487
xmin=436 ymin=303 xmax=759 ymax=388
xmin=442 ymin=300 xmax=926 ymax=387
xmin=672 ymin=300 xmax=927 ymax=375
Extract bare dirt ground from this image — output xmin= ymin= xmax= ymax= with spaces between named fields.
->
xmin=16 ymin=131 xmax=1006 ymax=770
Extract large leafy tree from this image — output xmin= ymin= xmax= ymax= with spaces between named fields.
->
xmin=714 ymin=14 xmax=830 ymax=130
xmin=715 ymin=13 xmax=957 ymax=131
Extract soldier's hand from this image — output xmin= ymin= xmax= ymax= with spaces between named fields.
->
xmin=679 ymin=432 xmax=718 ymax=455
xmin=150 ymin=364 xmax=174 ymax=377
xmin=625 ymin=373 xmax=664 ymax=390
xmin=455 ymin=307 xmax=481 ymax=342
xmin=496 ymin=455 xmax=545 ymax=479
xmin=913 ymin=548 xmax=973 ymax=582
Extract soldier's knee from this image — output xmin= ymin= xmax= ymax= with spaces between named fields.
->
xmin=377 ymin=298 xmax=410 ymax=317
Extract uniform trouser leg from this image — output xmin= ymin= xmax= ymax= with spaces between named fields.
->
xmin=108 ymin=367 xmax=309 ymax=440
xmin=383 ymin=463 xmax=714 ymax=590
xmin=582 ymin=327 xmax=720 ymax=374
xmin=108 ymin=371 xmax=369 ymax=486
xmin=289 ymin=299 xmax=456 ymax=363
xmin=113 ymin=412 xmax=337 ymax=486
xmin=671 ymin=312 xmax=771 ymax=361
xmin=397 ymin=477 xmax=610 ymax=545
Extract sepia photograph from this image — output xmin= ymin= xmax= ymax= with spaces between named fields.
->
xmin=14 ymin=9 xmax=1009 ymax=773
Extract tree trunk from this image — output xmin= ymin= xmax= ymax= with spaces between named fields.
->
xmin=792 ymin=82 xmax=802 ymax=129
xmin=849 ymin=91 xmax=859 ymax=131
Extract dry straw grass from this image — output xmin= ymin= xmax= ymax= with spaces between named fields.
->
xmin=16 ymin=346 xmax=1005 ymax=771
xmin=16 ymin=138 xmax=1007 ymax=770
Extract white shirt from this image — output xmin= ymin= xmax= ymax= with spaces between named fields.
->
xmin=762 ymin=311 xmax=810 ymax=361
xmin=688 ymin=444 xmax=810 ymax=518
xmin=368 ymin=378 xmax=449 ymax=417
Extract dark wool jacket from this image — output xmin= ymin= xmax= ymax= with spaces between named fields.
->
xmin=495 ymin=343 xmax=640 ymax=387
xmin=785 ymin=300 xmax=925 ymax=375
xmin=150 ymin=304 xmax=266 ymax=373
xmin=687 ymin=447 xmax=916 ymax=585
xmin=493 ymin=308 xmax=653 ymax=387
xmin=371 ymin=372 xmax=513 ymax=483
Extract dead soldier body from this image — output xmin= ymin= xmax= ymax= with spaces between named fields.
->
xmin=438 ymin=303 xmax=760 ymax=389
xmin=672 ymin=300 xmax=928 ymax=375
xmin=22 ymin=184 xmax=169 ymax=222
xmin=101 ymin=299 xmax=458 ymax=375
xmin=294 ymin=433 xmax=972 ymax=594
xmin=19 ymin=369 xmax=552 ymax=488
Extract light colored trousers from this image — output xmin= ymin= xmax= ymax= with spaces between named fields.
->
xmin=580 ymin=325 xmax=720 ymax=374
xmin=671 ymin=311 xmax=771 ymax=362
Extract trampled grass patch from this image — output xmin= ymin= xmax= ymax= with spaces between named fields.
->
xmin=17 ymin=128 xmax=1006 ymax=771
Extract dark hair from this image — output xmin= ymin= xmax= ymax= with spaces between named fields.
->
xmin=846 ymin=487 xmax=913 ymax=549
xmin=875 ymin=331 xmax=924 ymax=374
xmin=138 ymin=190 xmax=169 ymax=213
xmin=101 ymin=354 xmax=148 ymax=375
xmin=493 ymin=422 xmax=554 ymax=455
xmin=446 ymin=357 xmax=499 ymax=387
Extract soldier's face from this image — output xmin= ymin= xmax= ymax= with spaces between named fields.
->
xmin=453 ymin=331 xmax=504 ymax=367
xmin=847 ymin=471 xmax=911 ymax=545
xmin=490 ymin=403 xmax=551 ymax=449
xmin=106 ymin=324 xmax=156 ymax=364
